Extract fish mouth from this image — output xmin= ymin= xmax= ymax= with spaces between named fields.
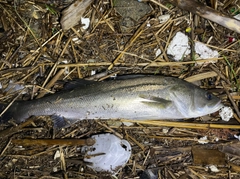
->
xmin=212 ymin=100 xmax=224 ymax=111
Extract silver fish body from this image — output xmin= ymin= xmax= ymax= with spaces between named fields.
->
xmin=1 ymin=76 xmax=223 ymax=127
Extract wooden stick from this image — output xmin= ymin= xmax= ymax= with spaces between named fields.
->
xmin=221 ymin=81 xmax=240 ymax=119
xmin=60 ymin=0 xmax=93 ymax=30
xmin=11 ymin=138 xmax=95 ymax=146
xmin=36 ymin=68 xmax=65 ymax=99
xmin=168 ymin=0 xmax=240 ymax=33
xmin=56 ymin=58 xmax=224 ymax=68
xmin=0 ymin=88 xmax=26 ymax=117
xmin=0 ymin=117 xmax=38 ymax=138
xmin=210 ymin=64 xmax=231 ymax=85
xmin=121 ymin=119 xmax=240 ymax=129
xmin=184 ymin=71 xmax=217 ymax=83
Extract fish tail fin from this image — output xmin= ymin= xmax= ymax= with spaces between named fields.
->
xmin=0 ymin=103 xmax=8 ymax=123
xmin=0 ymin=103 xmax=17 ymax=124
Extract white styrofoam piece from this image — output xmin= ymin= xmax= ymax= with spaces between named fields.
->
xmin=158 ymin=14 xmax=170 ymax=23
xmin=198 ymin=136 xmax=209 ymax=144
xmin=167 ymin=32 xmax=191 ymax=61
xmin=155 ymin=48 xmax=162 ymax=57
xmin=208 ymin=165 xmax=220 ymax=172
xmin=234 ymin=14 xmax=240 ymax=20
xmin=219 ymin=106 xmax=233 ymax=121
xmin=194 ymin=41 xmax=219 ymax=59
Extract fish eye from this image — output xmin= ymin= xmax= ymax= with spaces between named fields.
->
xmin=205 ymin=92 xmax=212 ymax=100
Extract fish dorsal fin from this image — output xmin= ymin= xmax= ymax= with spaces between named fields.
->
xmin=113 ymin=74 xmax=148 ymax=80
xmin=139 ymin=94 xmax=172 ymax=108
xmin=63 ymin=74 xmax=154 ymax=90
xmin=63 ymin=79 xmax=97 ymax=90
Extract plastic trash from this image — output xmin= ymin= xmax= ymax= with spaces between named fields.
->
xmin=194 ymin=41 xmax=219 ymax=59
xmin=158 ymin=14 xmax=170 ymax=23
xmin=82 ymin=133 xmax=131 ymax=174
xmin=167 ymin=32 xmax=191 ymax=61
xmin=219 ymin=106 xmax=233 ymax=122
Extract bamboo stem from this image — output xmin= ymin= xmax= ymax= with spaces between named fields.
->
xmin=121 ymin=119 xmax=240 ymax=129
xmin=168 ymin=0 xmax=240 ymax=33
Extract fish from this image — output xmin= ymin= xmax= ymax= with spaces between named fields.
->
xmin=0 ymin=75 xmax=223 ymax=127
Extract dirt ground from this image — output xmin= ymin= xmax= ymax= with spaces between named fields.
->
xmin=0 ymin=0 xmax=240 ymax=178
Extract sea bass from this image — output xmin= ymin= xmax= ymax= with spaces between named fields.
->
xmin=0 ymin=76 xmax=223 ymax=127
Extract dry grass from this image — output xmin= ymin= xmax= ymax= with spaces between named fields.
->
xmin=0 ymin=0 xmax=240 ymax=178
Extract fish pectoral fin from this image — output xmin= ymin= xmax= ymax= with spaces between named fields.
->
xmin=51 ymin=115 xmax=72 ymax=128
xmin=141 ymin=101 xmax=172 ymax=108
xmin=140 ymin=94 xmax=172 ymax=108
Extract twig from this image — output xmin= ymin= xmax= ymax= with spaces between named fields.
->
xmin=11 ymin=138 xmax=95 ymax=146
xmin=96 ymin=121 xmax=123 ymax=139
xmin=210 ymin=64 xmax=231 ymax=85
xmin=143 ymin=0 xmax=170 ymax=11
xmin=121 ymin=119 xmax=240 ymax=129
xmin=221 ymin=81 xmax=240 ymax=119
xmin=13 ymin=1 xmax=40 ymax=46
xmin=36 ymin=68 xmax=65 ymax=99
xmin=0 ymin=139 xmax=12 ymax=156
xmin=108 ymin=19 xmax=148 ymax=70
xmin=168 ymin=0 xmax=240 ymax=33
xmin=41 ymin=37 xmax=71 ymax=89
xmin=0 ymin=117 xmax=38 ymax=138
xmin=126 ymin=132 xmax=145 ymax=150
xmin=56 ymin=58 xmax=224 ymax=68
xmin=184 ymin=71 xmax=218 ymax=82
xmin=33 ymin=29 xmax=62 ymax=55
xmin=0 ymin=88 xmax=26 ymax=117
xmin=0 ymin=4 xmax=25 ymax=31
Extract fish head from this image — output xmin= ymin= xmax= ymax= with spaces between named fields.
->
xmin=191 ymin=86 xmax=223 ymax=117
xmin=170 ymin=83 xmax=223 ymax=118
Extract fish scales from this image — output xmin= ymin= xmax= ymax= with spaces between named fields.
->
xmin=0 ymin=76 xmax=223 ymax=127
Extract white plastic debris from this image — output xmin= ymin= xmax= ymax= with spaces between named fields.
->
xmin=194 ymin=41 xmax=219 ymax=59
xmin=155 ymin=48 xmax=162 ymax=57
xmin=72 ymin=37 xmax=79 ymax=42
xmin=167 ymin=32 xmax=191 ymax=61
xmin=219 ymin=106 xmax=233 ymax=122
xmin=158 ymin=14 xmax=170 ymax=23
xmin=64 ymin=66 xmax=69 ymax=74
xmin=208 ymin=165 xmax=220 ymax=172
xmin=91 ymin=70 xmax=96 ymax=76
xmin=72 ymin=37 xmax=82 ymax=44
xmin=52 ymin=166 xmax=58 ymax=172
xmin=162 ymin=128 xmax=169 ymax=134
xmin=81 ymin=17 xmax=90 ymax=30
xmin=122 ymin=122 xmax=134 ymax=126
xmin=12 ymin=159 xmax=18 ymax=163
xmin=82 ymin=133 xmax=131 ymax=174
xmin=4 ymin=80 xmax=26 ymax=94
xmin=198 ymin=136 xmax=209 ymax=144
xmin=87 ymin=59 xmax=96 ymax=63
xmin=54 ymin=150 xmax=60 ymax=160
xmin=234 ymin=134 xmax=240 ymax=141
xmin=234 ymin=14 xmax=240 ymax=20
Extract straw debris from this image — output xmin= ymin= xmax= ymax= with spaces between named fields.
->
xmin=0 ymin=0 xmax=240 ymax=178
